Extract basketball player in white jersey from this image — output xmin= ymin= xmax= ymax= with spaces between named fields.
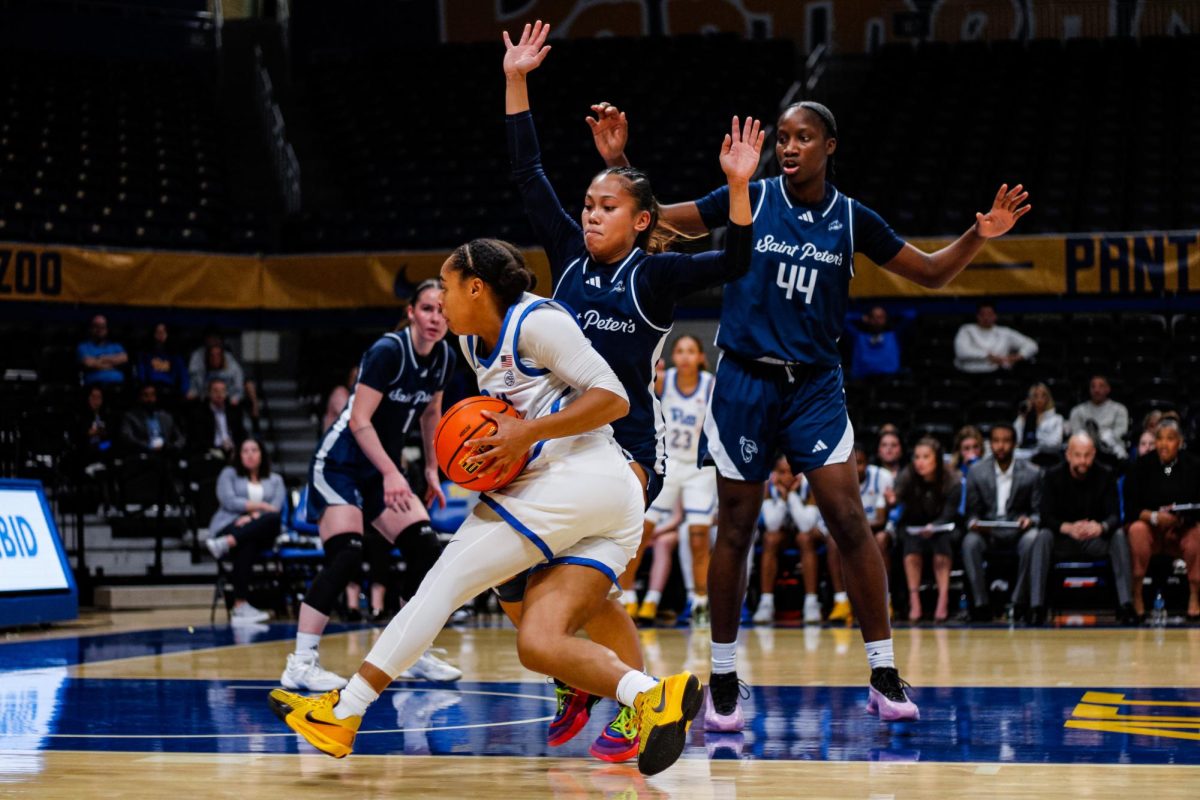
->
xmin=269 ymin=239 xmax=703 ymax=777
xmin=637 ymin=335 xmax=718 ymax=623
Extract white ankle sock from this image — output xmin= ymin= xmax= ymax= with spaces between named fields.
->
xmin=644 ymin=590 xmax=662 ymax=606
xmin=804 ymin=593 xmax=819 ymax=607
xmin=616 ymin=670 xmax=659 ymax=707
xmin=711 ymin=639 xmax=737 ymax=674
xmin=864 ymin=638 xmax=895 ymax=670
xmin=834 ymin=592 xmax=849 ymax=604
xmin=334 ymin=674 xmax=378 ymax=719
xmin=620 ymin=589 xmax=638 ymax=605
xmin=295 ymin=632 xmax=321 ymax=655
xmin=759 ymin=593 xmax=774 ymax=608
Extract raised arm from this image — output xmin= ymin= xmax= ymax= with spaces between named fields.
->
xmin=880 ymin=184 xmax=1031 ymax=289
xmin=503 ymin=20 xmax=585 ymax=282
xmin=587 ymin=101 xmax=713 ymax=237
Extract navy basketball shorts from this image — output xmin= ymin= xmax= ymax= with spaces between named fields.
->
xmin=699 ymin=354 xmax=854 ymax=483
xmin=307 ymin=455 xmax=388 ymax=523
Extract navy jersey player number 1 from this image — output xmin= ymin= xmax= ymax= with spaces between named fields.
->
xmin=592 ymin=97 xmax=1030 ymax=731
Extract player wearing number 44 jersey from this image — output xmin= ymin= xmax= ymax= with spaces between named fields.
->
xmin=592 ymin=98 xmax=1030 ymax=729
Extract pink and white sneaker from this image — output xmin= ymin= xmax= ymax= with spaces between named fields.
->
xmin=703 ymin=672 xmax=747 ymax=732
xmin=865 ymin=667 xmax=920 ymax=721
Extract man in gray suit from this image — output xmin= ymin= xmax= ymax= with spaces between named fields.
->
xmin=962 ymin=422 xmax=1049 ymax=625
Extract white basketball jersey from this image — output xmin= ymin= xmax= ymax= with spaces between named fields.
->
xmin=660 ymin=368 xmax=713 ymax=469
xmin=459 ymin=293 xmax=613 ymax=456
xmin=859 ymin=463 xmax=893 ymax=512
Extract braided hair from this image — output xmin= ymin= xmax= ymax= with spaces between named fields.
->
xmin=446 ymin=238 xmax=538 ymax=311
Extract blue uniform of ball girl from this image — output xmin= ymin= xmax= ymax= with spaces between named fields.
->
xmin=592 ymin=97 xmax=1030 ymax=728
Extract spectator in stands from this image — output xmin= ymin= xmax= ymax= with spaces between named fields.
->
xmin=1041 ymin=431 xmax=1136 ymax=625
xmin=204 ymin=438 xmax=286 ymax=625
xmin=876 ymin=426 xmax=905 ymax=479
xmin=77 ymin=314 xmax=128 ymax=386
xmin=1014 ymin=382 xmax=1064 ymax=465
xmin=135 ymin=322 xmax=189 ymax=406
xmin=951 ymin=425 xmax=985 ymax=477
xmin=190 ymin=377 xmax=247 ymax=459
xmin=895 ymin=437 xmax=960 ymax=623
xmin=847 ymin=305 xmax=901 ymax=381
xmin=1067 ymin=375 xmax=1129 ymax=461
xmin=962 ymin=423 xmax=1047 ymax=624
xmin=1136 ymin=428 xmax=1156 ymax=458
xmin=188 ymin=333 xmax=246 ymax=403
xmin=76 ymin=385 xmax=115 ymax=466
xmin=953 ymin=301 xmax=1038 ymax=373
xmin=322 ymin=366 xmax=359 ymax=432
xmin=1124 ymin=419 xmax=1200 ymax=620
xmin=119 ymin=384 xmax=185 ymax=454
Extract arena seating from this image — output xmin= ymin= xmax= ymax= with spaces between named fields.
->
xmin=0 ymin=54 xmax=229 ymax=249
xmin=840 ymin=36 xmax=1200 ymax=234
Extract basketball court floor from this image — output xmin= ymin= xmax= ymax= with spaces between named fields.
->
xmin=3 ymin=609 xmax=1198 ymax=798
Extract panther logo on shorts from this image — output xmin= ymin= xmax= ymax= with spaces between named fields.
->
xmin=739 ymin=436 xmax=759 ymax=464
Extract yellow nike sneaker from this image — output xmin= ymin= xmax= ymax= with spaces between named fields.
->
xmin=268 ymin=688 xmax=360 ymax=759
xmin=632 ymin=672 xmax=703 ymax=776
xmin=636 ymin=600 xmax=658 ymax=623
xmin=828 ymin=599 xmax=853 ymax=624
xmin=625 ymin=600 xmax=639 ymax=617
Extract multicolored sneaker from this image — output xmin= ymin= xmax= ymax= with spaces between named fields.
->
xmin=632 ymin=672 xmax=704 ymax=776
xmin=547 ymin=679 xmax=602 ymax=746
xmin=865 ymin=667 xmax=920 ymax=721
xmin=703 ymin=671 xmax=747 ymax=732
xmin=588 ymin=705 xmax=639 ymax=762
xmin=267 ymin=688 xmax=360 ymax=759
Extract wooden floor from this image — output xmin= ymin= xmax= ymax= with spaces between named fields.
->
xmin=3 ymin=609 xmax=1199 ymax=798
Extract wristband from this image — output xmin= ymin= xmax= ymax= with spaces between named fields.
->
xmin=1151 ymin=511 xmax=1159 ymax=527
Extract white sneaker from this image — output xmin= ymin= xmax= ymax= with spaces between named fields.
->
xmin=752 ymin=598 xmax=775 ymax=625
xmin=206 ymin=536 xmax=230 ymax=559
xmin=280 ymin=651 xmax=348 ymax=691
xmin=803 ymin=596 xmax=822 ymax=624
xmin=230 ymin=603 xmax=269 ymax=624
xmin=398 ymin=648 xmax=462 ymax=682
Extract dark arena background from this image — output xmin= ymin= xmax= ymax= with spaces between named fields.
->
xmin=2 ymin=1 xmax=1199 ymax=798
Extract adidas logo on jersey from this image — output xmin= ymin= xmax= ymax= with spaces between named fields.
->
xmin=798 ymin=210 xmax=815 ymax=223
xmin=828 ymin=220 xmax=843 ymax=231
xmin=586 ymin=275 xmax=603 ymax=288
xmin=811 ymin=439 xmax=828 ymax=453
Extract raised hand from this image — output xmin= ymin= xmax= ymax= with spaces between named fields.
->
xmin=586 ymin=102 xmax=628 ymax=164
xmin=975 ymin=183 xmax=1031 ymax=238
xmin=719 ymin=116 xmax=765 ymax=185
xmin=502 ymin=20 xmax=552 ymax=78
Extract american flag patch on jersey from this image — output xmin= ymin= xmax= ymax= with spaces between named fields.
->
xmin=500 ymin=355 xmax=514 ymax=368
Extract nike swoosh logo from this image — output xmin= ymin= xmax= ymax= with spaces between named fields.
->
xmin=651 ymin=686 xmax=669 ymax=714
xmin=305 ymin=711 xmax=344 ymax=729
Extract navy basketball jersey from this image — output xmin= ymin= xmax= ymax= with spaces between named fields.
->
xmin=316 ymin=328 xmax=455 ymax=470
xmin=552 ymin=249 xmax=668 ymax=475
xmin=698 ymin=178 xmax=903 ymax=367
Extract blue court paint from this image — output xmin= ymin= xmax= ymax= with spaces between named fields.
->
xmin=2 ymin=676 xmax=1198 ymax=765
xmin=0 ymin=624 xmax=357 ymax=672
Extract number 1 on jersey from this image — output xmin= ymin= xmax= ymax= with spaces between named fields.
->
xmin=776 ymin=261 xmax=817 ymax=304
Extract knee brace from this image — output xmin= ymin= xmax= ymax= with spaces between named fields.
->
xmin=396 ymin=521 xmax=444 ymax=586
xmin=492 ymin=569 xmax=529 ymax=604
xmin=304 ymin=532 xmax=363 ymax=615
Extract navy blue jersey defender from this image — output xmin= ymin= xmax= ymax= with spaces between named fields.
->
xmin=695 ymin=177 xmax=904 ymax=483
xmin=307 ymin=328 xmax=455 ymax=522
xmin=508 ymin=110 xmax=750 ymax=499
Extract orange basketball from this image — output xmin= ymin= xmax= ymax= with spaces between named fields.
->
xmin=434 ymin=395 xmax=529 ymax=492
